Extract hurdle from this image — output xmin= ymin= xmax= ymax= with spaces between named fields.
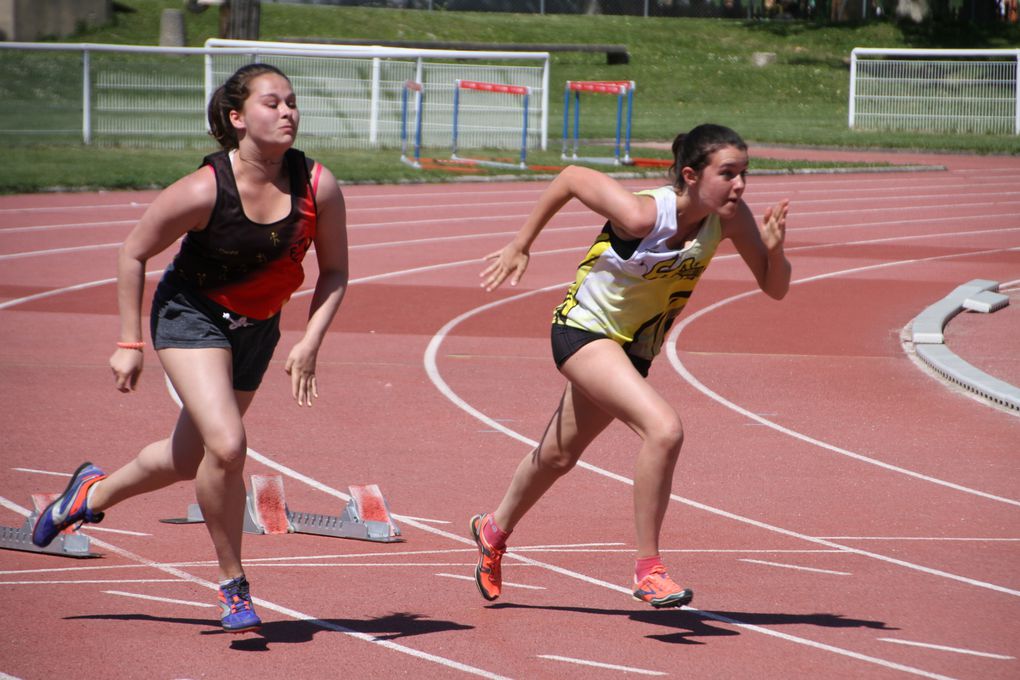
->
xmin=561 ymin=80 xmax=635 ymax=165
xmin=451 ymin=79 xmax=531 ymax=170
xmin=161 ymin=474 xmax=403 ymax=543
xmin=400 ymin=79 xmax=424 ymax=169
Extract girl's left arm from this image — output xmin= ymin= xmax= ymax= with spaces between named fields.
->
xmin=723 ymin=198 xmax=791 ymax=300
xmin=284 ymin=164 xmax=349 ymax=406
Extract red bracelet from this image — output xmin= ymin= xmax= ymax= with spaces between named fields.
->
xmin=116 ymin=341 xmax=145 ymax=350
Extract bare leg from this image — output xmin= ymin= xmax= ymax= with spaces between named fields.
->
xmin=152 ymin=347 xmax=254 ymax=582
xmin=91 ymin=386 xmax=256 ymax=511
xmin=90 ymin=413 xmax=210 ymax=511
xmin=494 ymin=339 xmax=683 ymax=557
xmin=493 ymin=381 xmax=614 ymax=531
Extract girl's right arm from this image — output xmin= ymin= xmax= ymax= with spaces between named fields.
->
xmin=480 ymin=165 xmax=656 ymax=291
xmin=110 ymin=168 xmax=217 ymax=392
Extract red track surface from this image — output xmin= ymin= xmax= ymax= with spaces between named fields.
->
xmin=1 ymin=149 xmax=1018 ymax=679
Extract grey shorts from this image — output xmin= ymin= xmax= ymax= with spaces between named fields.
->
xmin=550 ymin=324 xmax=651 ymax=378
xmin=150 ymin=276 xmax=281 ymax=392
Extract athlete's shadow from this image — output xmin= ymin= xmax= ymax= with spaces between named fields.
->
xmin=487 ymin=603 xmax=895 ymax=645
xmin=66 ymin=611 xmax=472 ymax=650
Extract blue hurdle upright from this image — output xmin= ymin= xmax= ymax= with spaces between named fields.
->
xmin=562 ymin=80 xmax=634 ymax=166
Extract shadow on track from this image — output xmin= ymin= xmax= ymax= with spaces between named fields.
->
xmin=487 ymin=603 xmax=895 ymax=645
xmin=67 ymin=611 xmax=473 ymax=650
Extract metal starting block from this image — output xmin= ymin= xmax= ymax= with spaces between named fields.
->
xmin=161 ymin=474 xmax=403 ymax=543
xmin=0 ymin=493 xmax=102 ymax=558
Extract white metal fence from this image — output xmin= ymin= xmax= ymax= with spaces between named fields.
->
xmin=0 ymin=39 xmax=549 ymax=150
xmin=848 ymin=48 xmax=1020 ymax=135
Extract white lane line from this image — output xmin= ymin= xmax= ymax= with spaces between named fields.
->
xmin=11 ymin=467 xmax=72 ymax=477
xmin=666 ymin=245 xmax=1020 ymax=510
xmin=436 ymin=573 xmax=546 ymax=590
xmin=0 ymin=219 xmax=135 ymax=234
xmin=739 ymin=559 xmax=852 ymax=576
xmin=7 ymin=191 xmax=1018 ymax=233
xmin=517 ymin=542 xmax=625 ymax=549
xmin=878 ymin=638 xmax=1015 ymax=660
xmin=397 ymin=515 xmax=451 ymax=524
xmin=3 ymin=178 xmax=1011 ymax=217
xmin=663 ymin=549 xmax=844 ymax=553
xmin=818 ymin=537 xmax=1020 ymax=542
xmin=0 ymin=579 xmax=185 ymax=585
xmin=227 ymin=562 xmax=476 ymax=568
xmin=0 ymin=276 xmax=117 ymax=311
xmin=82 ymin=526 xmax=151 ymax=537
xmin=245 ymin=549 xmax=473 ymax=561
xmin=0 ymin=548 xmax=844 ymax=578
xmin=537 ymin=654 xmax=666 ymax=676
xmin=0 ymin=496 xmax=508 ymax=680
xmin=0 ymin=201 xmax=148 ymax=214
xmin=103 ymin=590 xmax=216 ymax=608
xmin=0 ymin=243 xmax=120 ymax=262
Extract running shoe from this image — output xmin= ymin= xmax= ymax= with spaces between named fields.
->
xmin=218 ymin=576 xmax=262 ymax=633
xmin=31 ymin=462 xmax=106 ymax=548
xmin=632 ymin=565 xmax=694 ymax=609
xmin=470 ymin=513 xmax=505 ymax=601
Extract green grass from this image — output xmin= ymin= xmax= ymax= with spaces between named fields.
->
xmin=0 ymin=144 xmax=889 ymax=194
xmin=3 ymin=0 xmax=1017 ymax=192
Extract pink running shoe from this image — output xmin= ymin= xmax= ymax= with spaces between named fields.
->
xmin=470 ymin=513 xmax=505 ymax=601
xmin=632 ymin=565 xmax=694 ymax=608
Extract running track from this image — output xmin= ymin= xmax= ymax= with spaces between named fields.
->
xmin=1 ymin=149 xmax=1018 ymax=679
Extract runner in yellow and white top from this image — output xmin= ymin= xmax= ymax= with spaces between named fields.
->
xmin=553 ymin=184 xmax=722 ymax=363
xmin=469 ymin=123 xmax=792 ymax=610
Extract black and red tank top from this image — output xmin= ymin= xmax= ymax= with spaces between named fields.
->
xmin=168 ymin=148 xmax=321 ymax=319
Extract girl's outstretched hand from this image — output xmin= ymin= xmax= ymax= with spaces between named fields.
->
xmin=480 ymin=244 xmax=529 ymax=292
xmin=760 ymin=199 xmax=789 ymax=252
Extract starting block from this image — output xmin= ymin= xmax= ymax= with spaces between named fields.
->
xmin=161 ymin=474 xmax=403 ymax=543
xmin=0 ymin=493 xmax=102 ymax=558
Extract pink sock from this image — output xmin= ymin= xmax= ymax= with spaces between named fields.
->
xmin=482 ymin=514 xmax=511 ymax=550
xmin=635 ymin=555 xmax=664 ymax=582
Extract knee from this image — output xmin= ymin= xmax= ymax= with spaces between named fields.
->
xmin=534 ymin=445 xmax=580 ymax=475
xmin=203 ymin=432 xmax=248 ymax=472
xmin=646 ymin=415 xmax=684 ymax=460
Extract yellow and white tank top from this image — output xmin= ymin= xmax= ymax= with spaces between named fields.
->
xmin=552 ymin=185 xmax=722 ymax=360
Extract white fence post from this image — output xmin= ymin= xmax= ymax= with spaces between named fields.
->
xmin=1015 ymin=49 xmax=1019 ymax=135
xmin=370 ymin=56 xmax=381 ymax=145
xmin=847 ymin=49 xmax=857 ymax=130
xmin=82 ymin=49 xmax=91 ymax=144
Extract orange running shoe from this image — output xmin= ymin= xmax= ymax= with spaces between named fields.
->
xmin=470 ymin=513 xmax=505 ymax=601
xmin=632 ymin=565 xmax=694 ymax=609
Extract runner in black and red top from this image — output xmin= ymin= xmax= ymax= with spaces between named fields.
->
xmin=31 ymin=63 xmax=349 ymax=635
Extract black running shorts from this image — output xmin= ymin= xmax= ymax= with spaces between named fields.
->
xmin=550 ymin=323 xmax=651 ymax=378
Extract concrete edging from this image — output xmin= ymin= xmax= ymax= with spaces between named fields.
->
xmin=909 ymin=279 xmax=1019 ymax=412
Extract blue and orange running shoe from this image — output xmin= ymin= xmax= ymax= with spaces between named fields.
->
xmin=470 ymin=513 xmax=505 ymax=601
xmin=31 ymin=462 xmax=106 ymax=548
xmin=218 ymin=575 xmax=262 ymax=633
xmin=632 ymin=565 xmax=694 ymax=609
